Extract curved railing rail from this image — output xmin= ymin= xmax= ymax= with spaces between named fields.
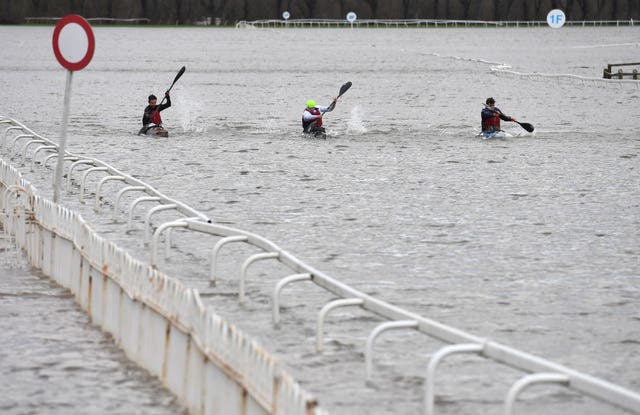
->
xmin=2 ymin=116 xmax=639 ymax=415
xmin=236 ymin=18 xmax=637 ymax=29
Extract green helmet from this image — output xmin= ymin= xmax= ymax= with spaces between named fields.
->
xmin=306 ymin=99 xmax=316 ymax=109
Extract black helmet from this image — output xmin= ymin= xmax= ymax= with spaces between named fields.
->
xmin=148 ymin=94 xmax=157 ymax=101
xmin=485 ymin=97 xmax=495 ymax=105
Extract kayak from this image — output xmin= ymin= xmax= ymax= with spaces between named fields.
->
xmin=478 ymin=130 xmax=512 ymax=139
xmin=138 ymin=124 xmax=169 ymax=138
xmin=303 ymin=128 xmax=327 ymax=140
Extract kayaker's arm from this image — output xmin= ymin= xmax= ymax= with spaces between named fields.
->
xmin=485 ymin=106 xmax=516 ymax=123
xmin=158 ymin=92 xmax=171 ymax=112
xmin=142 ymin=106 xmax=153 ymax=125
xmin=323 ymin=98 xmax=337 ymax=114
xmin=498 ymin=112 xmax=513 ymax=122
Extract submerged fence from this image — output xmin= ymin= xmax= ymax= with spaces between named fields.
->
xmin=2 ymin=116 xmax=640 ymax=415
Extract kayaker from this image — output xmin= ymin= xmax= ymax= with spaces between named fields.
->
xmin=302 ymin=98 xmax=336 ymax=135
xmin=142 ymin=91 xmax=171 ymax=127
xmin=481 ymin=97 xmax=517 ymax=133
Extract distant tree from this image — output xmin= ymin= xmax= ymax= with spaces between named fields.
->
xmin=504 ymin=0 xmax=517 ymax=18
xmin=458 ymin=0 xmax=473 ymax=19
xmin=301 ymin=0 xmax=318 ymax=18
xmin=574 ymin=0 xmax=587 ymax=19
xmin=596 ymin=0 xmax=609 ymax=17
xmin=401 ymin=0 xmax=419 ymax=18
xmin=340 ymin=0 xmax=349 ymax=17
xmin=204 ymin=0 xmax=227 ymax=21
xmin=363 ymin=0 xmax=379 ymax=17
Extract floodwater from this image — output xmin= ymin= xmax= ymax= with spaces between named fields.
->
xmin=0 ymin=246 xmax=188 ymax=414
xmin=1 ymin=25 xmax=639 ymax=415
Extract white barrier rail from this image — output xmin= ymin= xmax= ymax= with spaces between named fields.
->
xmin=237 ymin=18 xmax=638 ymax=29
xmin=0 ymin=119 xmax=327 ymax=415
xmin=2 ymin=116 xmax=640 ymax=415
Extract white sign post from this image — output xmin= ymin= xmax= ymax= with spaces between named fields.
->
xmin=51 ymin=15 xmax=95 ymax=203
xmin=346 ymin=12 xmax=357 ymax=28
xmin=282 ymin=11 xmax=290 ymax=20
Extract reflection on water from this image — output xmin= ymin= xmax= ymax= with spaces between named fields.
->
xmin=1 ymin=25 xmax=639 ymax=414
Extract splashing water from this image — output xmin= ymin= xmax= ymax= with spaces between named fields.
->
xmin=346 ymin=105 xmax=367 ymax=135
xmin=174 ymin=93 xmax=208 ymax=134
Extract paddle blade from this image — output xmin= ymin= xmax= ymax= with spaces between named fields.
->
xmin=174 ymin=66 xmax=186 ymax=83
xmin=519 ymin=122 xmax=534 ymax=133
xmin=338 ymin=81 xmax=352 ymax=98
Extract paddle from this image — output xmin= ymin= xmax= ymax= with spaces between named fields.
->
xmin=337 ymin=81 xmax=352 ymax=99
xmin=138 ymin=66 xmax=186 ymax=135
xmin=483 ymin=103 xmax=534 ymax=133
xmin=322 ymin=81 xmax=352 ymax=114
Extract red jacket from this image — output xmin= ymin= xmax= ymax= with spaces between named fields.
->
xmin=302 ymin=107 xmax=323 ymax=130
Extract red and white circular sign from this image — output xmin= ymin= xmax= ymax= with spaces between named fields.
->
xmin=52 ymin=14 xmax=95 ymax=71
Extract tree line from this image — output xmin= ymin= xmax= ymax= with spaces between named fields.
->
xmin=1 ymin=0 xmax=639 ymax=24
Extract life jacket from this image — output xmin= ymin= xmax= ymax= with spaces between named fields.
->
xmin=302 ymin=107 xmax=322 ymax=130
xmin=481 ymin=108 xmax=500 ymax=131
xmin=150 ymin=108 xmax=162 ymax=125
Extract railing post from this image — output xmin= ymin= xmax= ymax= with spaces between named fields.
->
xmin=9 ymin=134 xmax=34 ymax=157
xmin=113 ymin=186 xmax=146 ymax=219
xmin=150 ymin=220 xmax=188 ymax=268
xmin=79 ymin=167 xmax=108 ymax=203
xmin=66 ymin=159 xmax=96 ymax=191
xmin=19 ymin=139 xmax=46 ymax=165
xmin=209 ymin=235 xmax=248 ymax=284
xmin=424 ymin=343 xmax=484 ymax=415
xmin=2 ymin=126 xmax=24 ymax=149
xmin=143 ymin=204 xmax=178 ymax=244
xmin=94 ymin=176 xmax=125 ymax=213
xmin=365 ymin=320 xmax=419 ymax=382
xmin=272 ymin=273 xmax=312 ymax=325
xmin=127 ymin=196 xmax=161 ymax=228
xmin=504 ymin=373 xmax=569 ymax=415
xmin=239 ymin=252 xmax=279 ymax=304
xmin=29 ymin=145 xmax=56 ymax=171
xmin=316 ymin=298 xmax=364 ymax=353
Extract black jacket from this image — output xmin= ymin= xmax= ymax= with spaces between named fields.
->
xmin=142 ymin=96 xmax=171 ymax=125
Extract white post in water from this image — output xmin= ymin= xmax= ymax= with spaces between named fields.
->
xmin=346 ymin=12 xmax=357 ymax=29
xmin=51 ymin=14 xmax=95 ymax=203
xmin=54 ymin=70 xmax=73 ymax=202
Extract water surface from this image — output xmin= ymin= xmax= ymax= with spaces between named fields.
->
xmin=1 ymin=25 xmax=639 ymax=415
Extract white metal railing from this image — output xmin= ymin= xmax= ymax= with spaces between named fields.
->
xmin=425 ymin=52 xmax=640 ymax=88
xmin=2 ymin=116 xmax=640 ymax=414
xmin=0 ymin=119 xmax=326 ymax=415
xmin=237 ymin=18 xmax=637 ymax=29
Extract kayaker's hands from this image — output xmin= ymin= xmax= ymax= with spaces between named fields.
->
xmin=165 ymin=91 xmax=170 ymax=97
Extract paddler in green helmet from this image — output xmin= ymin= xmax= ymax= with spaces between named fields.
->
xmin=302 ymin=98 xmax=336 ymax=137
